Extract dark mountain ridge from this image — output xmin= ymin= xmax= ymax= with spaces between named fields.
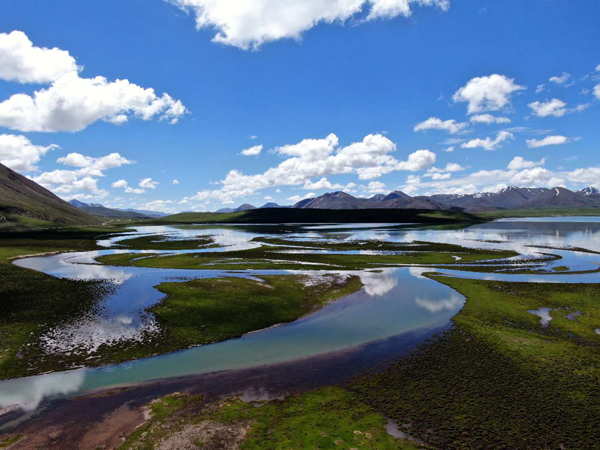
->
xmin=0 ymin=162 xmax=101 ymax=227
xmin=272 ymin=185 xmax=600 ymax=213
xmin=295 ymin=191 xmax=446 ymax=210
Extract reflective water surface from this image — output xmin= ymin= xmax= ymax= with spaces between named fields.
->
xmin=2 ymin=217 xmax=600 ymax=412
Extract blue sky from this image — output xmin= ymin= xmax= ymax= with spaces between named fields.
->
xmin=0 ymin=0 xmax=599 ymax=212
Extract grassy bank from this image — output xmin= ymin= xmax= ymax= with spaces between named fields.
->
xmin=0 ymin=226 xmax=130 ymax=379
xmin=147 ymin=274 xmax=363 ymax=352
xmin=351 ymin=276 xmax=600 ymax=448
xmin=115 ymin=233 xmax=215 ymax=250
xmin=0 ymin=262 xmax=361 ymax=378
xmin=120 ymin=387 xmax=421 ymax=449
xmin=96 ymin=239 xmax=518 ymax=271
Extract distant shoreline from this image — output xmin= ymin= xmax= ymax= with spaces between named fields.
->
xmin=140 ymin=208 xmax=485 ymax=225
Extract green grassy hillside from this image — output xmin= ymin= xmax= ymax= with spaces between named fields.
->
xmin=0 ymin=163 xmax=102 ymax=228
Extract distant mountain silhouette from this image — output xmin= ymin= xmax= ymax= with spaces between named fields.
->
xmin=260 ymin=202 xmax=289 ymax=209
xmin=431 ymin=186 xmax=600 ymax=212
xmin=222 ymin=186 xmax=600 ymax=213
xmin=69 ymin=200 xmax=152 ymax=218
xmin=216 ymin=203 xmax=257 ymax=213
xmin=293 ymin=191 xmax=445 ymax=210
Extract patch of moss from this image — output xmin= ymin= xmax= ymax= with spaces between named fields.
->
xmin=121 ymin=388 xmax=422 ymax=449
xmin=0 ymin=435 xmax=23 ymax=449
xmin=120 ymin=393 xmax=204 ymax=449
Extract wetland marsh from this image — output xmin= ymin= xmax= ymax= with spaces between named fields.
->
xmin=1 ymin=218 xmax=600 ymax=448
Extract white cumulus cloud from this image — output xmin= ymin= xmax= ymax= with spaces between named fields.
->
xmin=302 ymin=177 xmax=344 ymax=190
xmin=0 ymin=31 xmax=187 ymax=132
xmin=414 ymin=117 xmax=468 ymax=134
xmin=31 ymin=170 xmax=107 ymax=198
xmin=189 ymin=133 xmax=435 ymax=204
xmin=428 ymin=162 xmax=465 ymax=173
xmin=526 ymin=135 xmax=569 ymax=148
xmin=0 ymin=31 xmax=80 ymax=84
xmin=453 ymin=74 xmax=525 ymax=114
xmin=139 ymin=178 xmax=159 ymax=189
xmin=28 ymin=151 xmax=134 ymax=200
xmin=549 ymin=72 xmax=571 ymax=86
xmin=367 ymin=180 xmax=386 ymax=192
xmin=567 ymin=168 xmax=600 ymax=188
xmin=56 ymin=152 xmax=133 ymax=176
xmin=395 ymin=149 xmax=436 ymax=172
xmin=461 ymin=131 xmax=514 ymax=151
xmin=0 ymin=134 xmax=58 ymax=172
xmin=507 ymin=157 xmax=546 ymax=170
xmin=112 ymin=179 xmax=146 ymax=194
xmin=167 ymin=0 xmax=449 ymax=50
xmin=528 ymin=98 xmax=567 ymax=117
xmin=469 ymin=114 xmax=511 ymax=124
xmin=112 ymin=179 xmax=128 ymax=188
xmin=241 ymin=144 xmax=263 ymax=156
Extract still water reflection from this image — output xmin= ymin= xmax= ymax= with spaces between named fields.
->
xmin=1 ymin=267 xmax=463 ymax=411
xmin=2 ymin=217 xmax=600 ymax=411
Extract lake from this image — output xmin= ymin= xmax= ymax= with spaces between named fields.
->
xmin=2 ymin=217 xmax=599 ymax=412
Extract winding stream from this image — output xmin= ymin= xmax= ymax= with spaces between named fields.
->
xmin=1 ymin=217 xmax=600 ymax=412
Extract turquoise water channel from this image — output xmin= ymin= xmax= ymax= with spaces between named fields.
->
xmin=1 ymin=217 xmax=599 ymax=412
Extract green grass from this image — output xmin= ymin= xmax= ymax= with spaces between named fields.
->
xmin=351 ymin=275 xmax=600 ymax=448
xmin=120 ymin=392 xmax=201 ymax=449
xmin=254 ymin=237 xmax=499 ymax=253
xmin=476 ymin=207 xmax=600 ymax=219
xmin=0 ymin=434 xmax=23 ymax=448
xmin=115 ymin=234 xmax=215 ymax=250
xmin=121 ymin=388 xmax=421 ymax=449
xmin=148 ymin=275 xmax=363 ymax=350
xmin=0 ymin=226 xmax=132 ymax=379
xmin=0 ymin=435 xmax=23 ymax=448
xmin=96 ymin=240 xmax=518 ymax=271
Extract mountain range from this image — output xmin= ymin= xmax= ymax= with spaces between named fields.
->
xmin=294 ymin=191 xmax=446 ymax=210
xmin=287 ymin=186 xmax=600 ymax=212
xmin=2 ymin=157 xmax=600 ymax=229
xmin=216 ymin=202 xmax=288 ymax=213
xmin=68 ymin=200 xmax=168 ymax=219
xmin=286 ymin=186 xmax=600 ymax=212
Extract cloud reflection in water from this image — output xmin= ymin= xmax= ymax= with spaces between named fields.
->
xmin=0 ymin=370 xmax=85 ymax=412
